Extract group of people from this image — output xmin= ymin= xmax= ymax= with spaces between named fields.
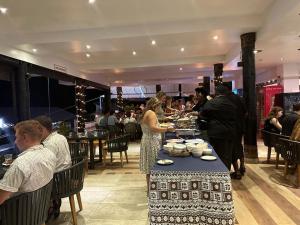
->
xmin=0 ymin=116 xmax=71 ymax=220
xmin=139 ymin=85 xmax=248 ymax=186
xmin=264 ymin=104 xmax=300 ymax=140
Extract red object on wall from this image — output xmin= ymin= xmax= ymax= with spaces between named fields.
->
xmin=263 ymin=85 xmax=283 ymax=117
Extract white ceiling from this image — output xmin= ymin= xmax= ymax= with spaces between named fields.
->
xmin=0 ymin=0 xmax=299 ymax=86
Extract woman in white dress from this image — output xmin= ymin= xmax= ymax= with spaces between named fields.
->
xmin=139 ymin=97 xmax=175 ymax=194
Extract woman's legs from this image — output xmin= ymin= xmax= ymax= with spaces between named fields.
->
xmin=146 ymin=174 xmax=150 ymax=196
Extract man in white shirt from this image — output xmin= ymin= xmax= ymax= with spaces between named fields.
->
xmin=35 ymin=115 xmax=72 ymax=219
xmin=35 ymin=116 xmax=71 ymax=172
xmin=0 ymin=120 xmax=56 ymax=204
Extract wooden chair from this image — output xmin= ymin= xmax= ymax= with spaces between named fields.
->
xmin=52 ymin=160 xmax=85 ymax=225
xmin=124 ymin=122 xmax=137 ymax=141
xmin=0 ymin=180 xmax=53 ymax=225
xmin=261 ymin=130 xmax=289 ymax=167
xmin=69 ymin=142 xmax=89 ymax=173
xmin=105 ymin=135 xmax=129 ymax=167
xmin=277 ymin=138 xmax=300 ymax=186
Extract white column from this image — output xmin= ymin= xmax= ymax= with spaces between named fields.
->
xmin=282 ymin=63 xmax=300 ymax=93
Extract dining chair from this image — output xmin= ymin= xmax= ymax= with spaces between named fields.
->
xmin=0 ymin=180 xmax=53 ymax=225
xmin=52 ymin=159 xmax=85 ymax=225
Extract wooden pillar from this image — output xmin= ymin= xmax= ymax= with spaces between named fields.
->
xmin=13 ymin=62 xmax=30 ymax=121
xmin=203 ymin=77 xmax=210 ymax=94
xmin=156 ymin=84 xmax=161 ymax=93
xmin=178 ymin=84 xmax=182 ymax=97
xmin=241 ymin=32 xmax=258 ymax=160
xmin=75 ymin=82 xmax=86 ymax=133
xmin=116 ymin=86 xmax=123 ymax=110
xmin=214 ymin=63 xmax=223 ymax=86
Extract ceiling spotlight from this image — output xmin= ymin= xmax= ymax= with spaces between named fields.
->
xmin=88 ymin=0 xmax=96 ymax=4
xmin=151 ymin=40 xmax=156 ymax=45
xmin=213 ymin=35 xmax=218 ymax=40
xmin=180 ymin=47 xmax=185 ymax=52
xmin=86 ymin=45 xmax=91 ymax=49
xmin=132 ymin=51 xmax=137 ymax=55
xmin=253 ymin=49 xmax=263 ymax=54
xmin=280 ymin=57 xmax=284 ymax=61
xmin=179 ymin=67 xmax=183 ymax=71
xmin=32 ymin=49 xmax=37 ymax=53
xmin=0 ymin=7 xmax=8 ymax=14
xmin=86 ymin=53 xmax=91 ymax=58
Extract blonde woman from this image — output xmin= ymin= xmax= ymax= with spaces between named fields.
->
xmin=139 ymin=97 xmax=175 ymax=194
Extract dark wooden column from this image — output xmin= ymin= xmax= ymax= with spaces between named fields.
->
xmin=241 ymin=32 xmax=258 ymax=160
xmin=75 ymin=83 xmax=86 ymax=133
xmin=156 ymin=84 xmax=161 ymax=93
xmin=178 ymin=84 xmax=182 ymax=97
xmin=13 ymin=62 xmax=30 ymax=121
xmin=214 ymin=63 xmax=223 ymax=86
xmin=203 ymin=77 xmax=210 ymax=94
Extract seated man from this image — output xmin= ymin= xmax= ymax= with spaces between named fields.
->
xmin=0 ymin=120 xmax=56 ymax=204
xmin=35 ymin=116 xmax=71 ymax=172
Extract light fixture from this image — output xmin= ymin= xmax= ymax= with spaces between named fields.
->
xmin=253 ymin=49 xmax=263 ymax=54
xmin=86 ymin=53 xmax=91 ymax=58
xmin=151 ymin=40 xmax=156 ymax=45
xmin=213 ymin=35 xmax=218 ymax=40
xmin=132 ymin=51 xmax=137 ymax=55
xmin=179 ymin=67 xmax=183 ymax=71
xmin=197 ymin=76 xmax=203 ymax=80
xmin=86 ymin=45 xmax=91 ymax=49
xmin=280 ymin=57 xmax=284 ymax=61
xmin=32 ymin=48 xmax=37 ymax=53
xmin=0 ymin=7 xmax=8 ymax=14
xmin=180 ymin=47 xmax=185 ymax=52
xmin=88 ymin=0 xmax=96 ymax=4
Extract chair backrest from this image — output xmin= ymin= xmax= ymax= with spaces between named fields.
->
xmin=261 ymin=130 xmax=289 ymax=147
xmin=124 ymin=123 xmax=137 ymax=140
xmin=0 ymin=180 xmax=53 ymax=225
xmin=107 ymin=125 xmax=122 ymax=138
xmin=68 ymin=142 xmax=89 ymax=162
xmin=278 ymin=138 xmax=300 ymax=164
xmin=52 ymin=160 xmax=85 ymax=199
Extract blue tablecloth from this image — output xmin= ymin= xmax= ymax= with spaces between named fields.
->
xmin=149 ymin=134 xmax=234 ymax=225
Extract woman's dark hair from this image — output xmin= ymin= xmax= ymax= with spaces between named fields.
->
xmin=267 ymin=106 xmax=283 ymax=119
xmin=195 ymin=87 xmax=208 ymax=97
xmin=34 ymin=115 xmax=53 ymax=132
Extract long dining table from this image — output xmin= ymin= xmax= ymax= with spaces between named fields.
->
xmin=149 ymin=135 xmax=235 ymax=225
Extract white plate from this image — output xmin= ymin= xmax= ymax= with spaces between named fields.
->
xmin=157 ymin=159 xmax=174 ymax=165
xmin=166 ymin=139 xmax=184 ymax=143
xmin=200 ymin=155 xmax=217 ymax=161
xmin=185 ymin=139 xmax=204 ymax=144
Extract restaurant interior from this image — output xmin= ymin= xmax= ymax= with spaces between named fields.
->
xmin=0 ymin=0 xmax=300 ymax=225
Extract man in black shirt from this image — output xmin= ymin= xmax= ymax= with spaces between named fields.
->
xmin=281 ymin=103 xmax=300 ymax=136
xmin=202 ymin=85 xmax=237 ymax=170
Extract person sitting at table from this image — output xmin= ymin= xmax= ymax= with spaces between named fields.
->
xmin=281 ymin=103 xmax=300 ymax=136
xmin=139 ymin=97 xmax=175 ymax=195
xmin=264 ymin=106 xmax=283 ymax=134
xmin=34 ymin=115 xmax=71 ymax=172
xmin=0 ymin=120 xmax=56 ymax=204
xmin=108 ymin=110 xmax=119 ymax=126
xmin=99 ymin=109 xmax=110 ymax=128
xmin=34 ymin=115 xmax=71 ymax=219
xmin=123 ymin=111 xmax=137 ymax=124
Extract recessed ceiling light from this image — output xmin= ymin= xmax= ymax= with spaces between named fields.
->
xmin=280 ymin=57 xmax=284 ymax=61
xmin=88 ymin=0 xmax=96 ymax=4
xmin=86 ymin=53 xmax=91 ymax=58
xmin=253 ymin=49 xmax=263 ymax=54
xmin=179 ymin=67 xmax=183 ymax=71
xmin=151 ymin=40 xmax=156 ymax=45
xmin=180 ymin=47 xmax=185 ymax=52
xmin=213 ymin=35 xmax=218 ymax=40
xmin=86 ymin=45 xmax=91 ymax=49
xmin=197 ymin=76 xmax=203 ymax=80
xmin=0 ymin=7 xmax=8 ymax=14
xmin=32 ymin=49 xmax=37 ymax=53
xmin=132 ymin=51 xmax=137 ymax=55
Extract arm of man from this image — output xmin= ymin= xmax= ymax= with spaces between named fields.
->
xmin=0 ymin=189 xmax=12 ymax=204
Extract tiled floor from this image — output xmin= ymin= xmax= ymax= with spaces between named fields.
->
xmin=48 ymin=140 xmax=300 ymax=225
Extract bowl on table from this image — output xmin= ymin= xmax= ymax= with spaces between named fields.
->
xmin=202 ymin=148 xmax=213 ymax=156
xmin=163 ymin=144 xmax=174 ymax=152
xmin=173 ymin=144 xmax=187 ymax=152
xmin=185 ymin=143 xmax=196 ymax=151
